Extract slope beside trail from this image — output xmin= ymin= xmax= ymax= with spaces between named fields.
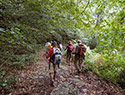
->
xmin=10 ymin=50 xmax=123 ymax=95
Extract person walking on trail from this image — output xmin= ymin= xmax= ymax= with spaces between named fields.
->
xmin=57 ymin=41 xmax=63 ymax=51
xmin=65 ymin=41 xmax=74 ymax=66
xmin=46 ymin=41 xmax=62 ymax=86
xmin=45 ymin=42 xmax=53 ymax=70
xmin=74 ymin=40 xmax=86 ymax=73
xmin=45 ymin=42 xmax=52 ymax=54
xmin=51 ymin=40 xmax=57 ymax=47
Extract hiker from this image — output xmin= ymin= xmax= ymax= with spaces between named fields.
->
xmin=46 ymin=41 xmax=62 ymax=85
xmin=50 ymin=40 xmax=54 ymax=45
xmin=51 ymin=40 xmax=57 ymax=47
xmin=74 ymin=40 xmax=86 ymax=73
xmin=45 ymin=42 xmax=52 ymax=54
xmin=57 ymin=41 xmax=63 ymax=51
xmin=50 ymin=41 xmax=61 ymax=69
xmin=65 ymin=41 xmax=74 ymax=66
xmin=45 ymin=42 xmax=53 ymax=70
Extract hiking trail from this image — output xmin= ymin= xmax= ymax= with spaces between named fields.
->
xmin=10 ymin=50 xmax=123 ymax=95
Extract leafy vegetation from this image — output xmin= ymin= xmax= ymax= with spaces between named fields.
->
xmin=0 ymin=0 xmax=124 ymax=90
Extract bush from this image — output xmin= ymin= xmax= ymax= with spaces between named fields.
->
xmin=85 ymin=49 xmax=125 ymax=88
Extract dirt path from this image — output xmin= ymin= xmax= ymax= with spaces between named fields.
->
xmin=10 ymin=51 xmax=123 ymax=95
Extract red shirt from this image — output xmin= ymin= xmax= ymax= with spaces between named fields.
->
xmin=46 ymin=46 xmax=58 ymax=62
xmin=65 ymin=43 xmax=74 ymax=51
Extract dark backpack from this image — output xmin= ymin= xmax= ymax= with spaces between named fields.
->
xmin=79 ymin=45 xmax=86 ymax=56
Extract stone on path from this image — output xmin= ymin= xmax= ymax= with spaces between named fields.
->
xmin=51 ymin=78 xmax=87 ymax=95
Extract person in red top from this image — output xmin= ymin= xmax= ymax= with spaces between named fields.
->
xmin=74 ymin=40 xmax=86 ymax=73
xmin=46 ymin=41 xmax=60 ymax=86
xmin=65 ymin=41 xmax=74 ymax=66
xmin=46 ymin=41 xmax=59 ymax=64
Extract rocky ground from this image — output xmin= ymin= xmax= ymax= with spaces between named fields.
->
xmin=2 ymin=51 xmax=124 ymax=95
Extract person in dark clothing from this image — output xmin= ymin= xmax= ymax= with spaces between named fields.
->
xmin=74 ymin=40 xmax=86 ymax=73
xmin=57 ymin=41 xmax=63 ymax=51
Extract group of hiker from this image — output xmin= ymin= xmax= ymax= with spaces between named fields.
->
xmin=45 ymin=40 xmax=86 ymax=86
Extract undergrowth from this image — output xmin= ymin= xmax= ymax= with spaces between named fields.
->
xmin=85 ymin=48 xmax=125 ymax=88
xmin=0 ymin=45 xmax=41 ymax=91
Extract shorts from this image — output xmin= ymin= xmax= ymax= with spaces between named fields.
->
xmin=75 ymin=54 xmax=85 ymax=60
xmin=67 ymin=50 xmax=72 ymax=57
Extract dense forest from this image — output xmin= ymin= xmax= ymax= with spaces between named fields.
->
xmin=0 ymin=0 xmax=125 ymax=94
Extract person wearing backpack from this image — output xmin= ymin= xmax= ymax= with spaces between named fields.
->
xmin=45 ymin=42 xmax=51 ymax=54
xmin=74 ymin=40 xmax=86 ymax=73
xmin=45 ymin=42 xmax=53 ymax=70
xmin=46 ymin=41 xmax=62 ymax=86
xmin=65 ymin=41 xmax=74 ymax=66
xmin=57 ymin=41 xmax=63 ymax=51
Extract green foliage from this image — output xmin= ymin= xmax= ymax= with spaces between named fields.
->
xmin=0 ymin=68 xmax=19 ymax=90
xmin=85 ymin=49 xmax=125 ymax=87
xmin=0 ymin=0 xmax=124 ymax=89
xmin=82 ymin=0 xmax=125 ymax=88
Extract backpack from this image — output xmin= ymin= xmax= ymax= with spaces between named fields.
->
xmin=67 ymin=44 xmax=73 ymax=51
xmin=51 ymin=48 xmax=62 ymax=64
xmin=79 ymin=45 xmax=86 ymax=56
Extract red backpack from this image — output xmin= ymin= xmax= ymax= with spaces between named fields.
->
xmin=79 ymin=45 xmax=86 ymax=56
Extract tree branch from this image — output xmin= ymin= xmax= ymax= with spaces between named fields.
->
xmin=74 ymin=0 xmax=90 ymax=19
